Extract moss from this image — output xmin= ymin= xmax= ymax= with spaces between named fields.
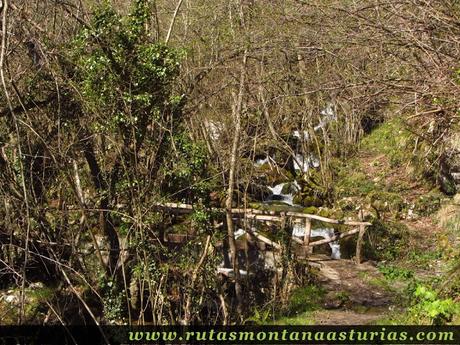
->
xmin=293 ymin=194 xmax=324 ymax=207
xmin=273 ymin=312 xmax=315 ymax=325
xmin=254 ymin=164 xmax=293 ymax=186
xmin=0 ymin=285 xmax=56 ymax=324
xmin=302 ymin=206 xmax=319 ymax=214
xmin=281 ymin=182 xmax=298 ymax=194
xmin=335 ymin=171 xmax=378 ymax=197
xmin=360 ymin=118 xmax=411 ymax=162
xmin=438 ymin=173 xmax=457 ymax=196
xmin=367 ymin=191 xmax=406 ymax=218
xmin=317 ymin=208 xmax=344 ymax=220
xmin=364 ymin=219 xmax=409 ymax=261
xmin=284 ymin=285 xmax=326 ymax=316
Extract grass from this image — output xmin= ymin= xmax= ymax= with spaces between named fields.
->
xmin=407 ymin=249 xmax=443 ymax=267
xmin=334 ymin=118 xmax=418 ymax=200
xmin=360 ymin=118 xmax=411 ymax=164
xmin=273 ymin=312 xmax=315 ymax=325
xmin=335 ymin=170 xmax=378 ymax=197
xmin=285 ymin=285 xmax=326 ymax=315
xmin=272 ymin=284 xmax=325 ymax=325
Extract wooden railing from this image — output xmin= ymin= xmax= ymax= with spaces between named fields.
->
xmin=153 ymin=202 xmax=372 ymax=264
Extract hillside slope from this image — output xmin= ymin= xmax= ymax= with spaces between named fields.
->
xmin=275 ymin=119 xmax=460 ymax=325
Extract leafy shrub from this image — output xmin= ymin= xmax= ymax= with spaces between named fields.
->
xmin=414 ymin=189 xmax=444 ymax=216
xmin=409 ymin=285 xmax=459 ymax=325
xmin=364 ymin=220 xmax=409 ymax=261
xmin=378 ymin=264 xmax=413 ymax=281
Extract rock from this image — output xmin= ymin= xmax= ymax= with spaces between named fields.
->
xmin=438 ymin=172 xmax=457 ymax=196
xmin=3 ymin=294 xmax=18 ymax=304
xmin=293 ymin=194 xmax=324 ymax=207
xmin=323 ymin=292 xmax=345 ymax=310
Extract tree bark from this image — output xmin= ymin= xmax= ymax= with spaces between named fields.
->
xmin=225 ymin=49 xmax=247 ymax=314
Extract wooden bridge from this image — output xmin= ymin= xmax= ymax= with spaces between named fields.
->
xmin=153 ymin=202 xmax=372 ymax=264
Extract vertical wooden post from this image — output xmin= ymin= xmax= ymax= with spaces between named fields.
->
xmin=303 ymin=218 xmax=311 ymax=257
xmin=356 ymin=225 xmax=366 ymax=264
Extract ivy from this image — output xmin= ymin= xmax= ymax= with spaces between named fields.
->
xmin=69 ymin=0 xmax=182 ymax=141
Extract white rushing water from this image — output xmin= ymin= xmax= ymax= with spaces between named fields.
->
xmin=266 ymin=181 xmax=300 ymax=206
xmin=292 ymin=130 xmax=310 ymax=141
xmin=254 ymin=156 xmax=270 ymax=167
xmin=249 ymin=104 xmax=341 ymax=259
xmin=292 ymin=225 xmax=341 ymax=260
xmin=293 ymin=153 xmax=320 ymax=172
xmin=204 ymin=120 xmax=224 ymax=140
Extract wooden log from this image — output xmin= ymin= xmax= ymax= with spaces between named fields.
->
xmin=291 ymin=236 xmax=304 ymax=245
xmin=249 ymin=214 xmax=284 ymax=222
xmin=151 ymin=201 xmax=371 ymax=227
xmin=303 ymin=218 xmax=311 ymax=246
xmin=308 ymin=227 xmax=360 ymax=247
xmin=165 ymin=234 xmax=193 ymax=243
xmin=355 ymin=225 xmax=366 ymax=264
xmin=303 ymin=218 xmax=312 ymax=257
xmin=286 ymin=212 xmax=371 ymax=226
xmin=247 ymin=229 xmax=282 ymax=250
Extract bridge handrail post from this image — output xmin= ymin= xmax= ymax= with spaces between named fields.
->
xmin=355 ymin=224 xmax=366 ymax=264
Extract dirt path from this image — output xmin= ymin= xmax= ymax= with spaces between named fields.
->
xmin=313 ymin=309 xmax=387 ymax=325
xmin=309 ymin=255 xmax=395 ymax=324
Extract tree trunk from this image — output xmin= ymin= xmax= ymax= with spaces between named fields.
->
xmin=225 ymin=49 xmax=247 ymax=315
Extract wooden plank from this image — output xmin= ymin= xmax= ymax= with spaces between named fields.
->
xmin=291 ymin=236 xmax=304 ymax=245
xmin=250 ymin=214 xmax=283 ymax=222
xmin=230 ymin=208 xmax=277 ymax=215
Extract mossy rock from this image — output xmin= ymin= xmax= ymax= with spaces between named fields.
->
xmin=364 ymin=219 xmax=409 ymax=261
xmin=438 ymin=173 xmax=457 ymax=196
xmin=246 ymin=183 xmax=272 ymax=202
xmin=255 ymin=164 xmax=293 ymax=186
xmin=293 ymin=194 xmax=324 ymax=207
xmin=301 ymin=206 xmax=319 ymax=214
xmin=367 ymin=191 xmax=406 ymax=218
xmin=317 ymin=208 xmax=344 ymax=220
xmin=281 ymin=182 xmax=299 ymax=195
xmin=301 ymin=170 xmax=325 ymax=192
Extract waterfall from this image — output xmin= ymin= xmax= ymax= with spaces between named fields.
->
xmin=254 ymin=156 xmax=270 ymax=167
xmin=204 ymin=120 xmax=224 ymax=140
xmin=266 ymin=181 xmax=300 ymax=206
xmin=293 ymin=153 xmax=320 ymax=173
xmin=292 ymin=224 xmax=341 ymax=260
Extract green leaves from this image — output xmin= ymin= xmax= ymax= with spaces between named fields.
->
xmin=70 ymin=0 xmax=181 ymax=138
xmin=410 ymin=285 xmax=459 ymax=325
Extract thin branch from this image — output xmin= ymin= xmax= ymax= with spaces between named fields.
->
xmin=165 ymin=0 xmax=185 ymax=44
